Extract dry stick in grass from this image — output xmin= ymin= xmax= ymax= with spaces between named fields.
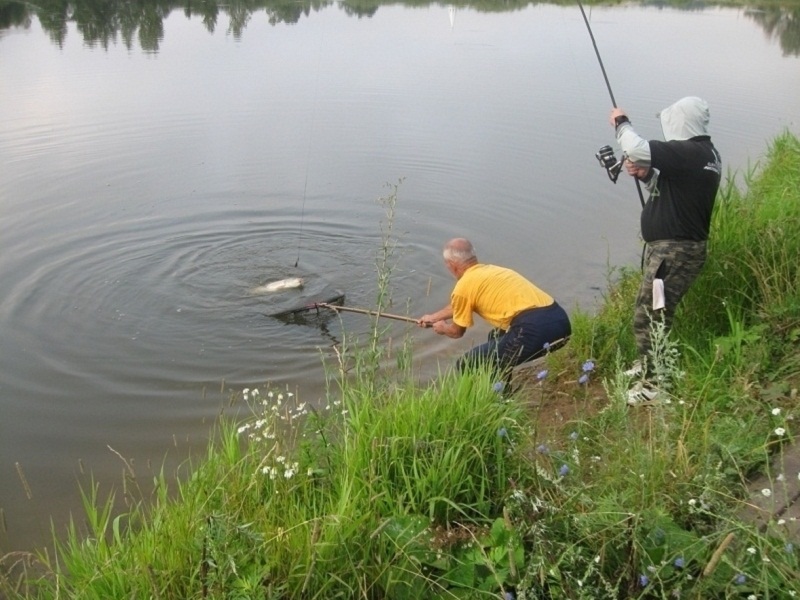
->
xmin=301 ymin=520 xmax=322 ymax=594
xmin=15 ymin=462 xmax=32 ymax=500
xmin=703 ymin=532 xmax=735 ymax=577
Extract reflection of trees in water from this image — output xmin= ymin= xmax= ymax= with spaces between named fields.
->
xmin=0 ymin=0 xmax=798 ymax=55
xmin=744 ymin=5 xmax=800 ymax=56
xmin=0 ymin=1 xmax=31 ymax=30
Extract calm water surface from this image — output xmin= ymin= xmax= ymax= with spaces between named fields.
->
xmin=1 ymin=2 xmax=799 ymax=552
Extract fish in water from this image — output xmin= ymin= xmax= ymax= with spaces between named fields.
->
xmin=252 ymin=277 xmax=305 ymax=294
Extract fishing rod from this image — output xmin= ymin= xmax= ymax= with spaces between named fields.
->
xmin=576 ymin=0 xmax=645 ymax=208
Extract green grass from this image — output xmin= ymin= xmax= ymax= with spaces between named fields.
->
xmin=2 ymin=131 xmax=800 ymax=599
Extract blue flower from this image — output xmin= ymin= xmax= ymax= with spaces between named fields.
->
xmin=578 ymin=374 xmax=589 ymax=385
xmin=493 ymin=381 xmax=505 ymax=393
xmin=786 ymin=543 xmax=794 ymax=554
xmin=734 ymin=573 xmax=746 ymax=585
xmin=542 ymin=342 xmax=550 ymax=351
xmin=504 ymin=592 xmax=516 ymax=600
xmin=536 ymin=444 xmax=550 ymax=455
xmin=639 ymin=574 xmax=649 ymax=587
xmin=498 ymin=427 xmax=508 ymax=438
xmin=569 ymin=431 xmax=579 ymax=441
xmin=674 ymin=557 xmax=685 ymax=569
xmin=558 ymin=464 xmax=569 ymax=477
xmin=582 ymin=360 xmax=595 ymax=372
xmin=536 ymin=369 xmax=548 ymax=380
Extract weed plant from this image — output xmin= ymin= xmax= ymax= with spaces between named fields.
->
xmin=2 ymin=133 xmax=799 ymax=598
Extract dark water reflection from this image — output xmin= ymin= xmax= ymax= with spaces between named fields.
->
xmin=1 ymin=0 xmax=799 ymax=555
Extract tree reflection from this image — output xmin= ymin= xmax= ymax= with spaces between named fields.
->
xmin=745 ymin=5 xmax=800 ymax=56
xmin=184 ymin=0 xmax=220 ymax=33
xmin=0 ymin=0 xmax=797 ymax=56
xmin=0 ymin=0 xmax=32 ymax=30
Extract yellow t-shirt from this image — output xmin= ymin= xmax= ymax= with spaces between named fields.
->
xmin=451 ymin=264 xmax=554 ymax=330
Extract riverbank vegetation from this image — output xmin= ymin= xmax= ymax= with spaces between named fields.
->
xmin=2 ymin=131 xmax=799 ymax=598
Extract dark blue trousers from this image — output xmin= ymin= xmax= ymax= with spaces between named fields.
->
xmin=456 ymin=302 xmax=571 ymax=376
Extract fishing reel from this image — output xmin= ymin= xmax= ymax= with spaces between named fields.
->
xmin=595 ymin=145 xmax=624 ymax=183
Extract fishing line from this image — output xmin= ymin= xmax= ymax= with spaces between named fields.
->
xmin=576 ymin=0 xmax=645 ymax=208
xmin=294 ymin=26 xmax=325 ymax=269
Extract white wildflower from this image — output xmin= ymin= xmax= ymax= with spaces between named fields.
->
xmin=747 ymin=547 xmax=757 ymax=555
xmin=775 ymin=427 xmax=786 ymax=436
xmin=772 ymin=408 xmax=781 ymax=416
xmin=762 ymin=488 xmax=772 ymax=497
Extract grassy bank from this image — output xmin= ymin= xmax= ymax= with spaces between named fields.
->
xmin=2 ymin=132 xmax=799 ymax=598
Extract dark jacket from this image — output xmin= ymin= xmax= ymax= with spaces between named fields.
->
xmin=616 ymin=96 xmax=722 ymax=242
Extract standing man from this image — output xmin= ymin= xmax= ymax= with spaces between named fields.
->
xmin=610 ymin=97 xmax=722 ymax=405
xmin=417 ymin=238 xmax=571 ymax=383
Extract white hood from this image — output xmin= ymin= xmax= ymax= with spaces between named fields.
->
xmin=658 ymin=96 xmax=710 ymax=141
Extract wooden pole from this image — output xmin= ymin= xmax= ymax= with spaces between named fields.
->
xmin=318 ymin=303 xmax=422 ymax=324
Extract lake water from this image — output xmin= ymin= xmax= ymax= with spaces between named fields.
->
xmin=1 ymin=1 xmax=799 ymax=554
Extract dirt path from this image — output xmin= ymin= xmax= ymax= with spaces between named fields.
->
xmin=738 ymin=444 xmax=800 ymax=543
xmin=512 ymin=360 xmax=800 ymax=543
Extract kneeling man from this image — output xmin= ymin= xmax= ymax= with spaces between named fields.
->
xmin=418 ymin=238 xmax=571 ymax=377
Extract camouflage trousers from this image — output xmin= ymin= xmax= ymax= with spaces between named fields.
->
xmin=634 ymin=239 xmax=707 ymax=368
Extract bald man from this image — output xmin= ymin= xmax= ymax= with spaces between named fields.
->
xmin=418 ymin=238 xmax=570 ymax=379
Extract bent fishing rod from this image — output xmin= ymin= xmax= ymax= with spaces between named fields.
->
xmin=576 ymin=0 xmax=645 ymax=208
